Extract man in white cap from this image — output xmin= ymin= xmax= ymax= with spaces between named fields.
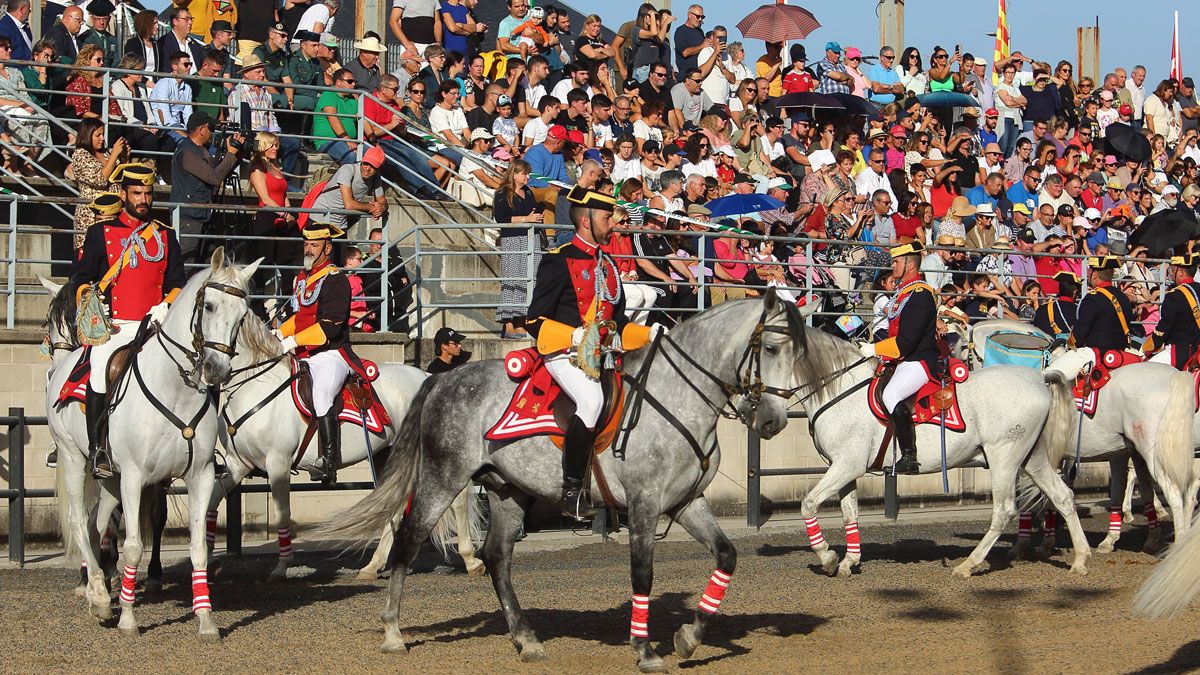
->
xmin=344 ymin=34 xmax=385 ymax=93
xmin=1153 ymin=185 xmax=1181 ymax=214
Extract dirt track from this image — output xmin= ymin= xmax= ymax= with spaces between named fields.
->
xmin=3 ymin=512 xmax=1199 ymax=674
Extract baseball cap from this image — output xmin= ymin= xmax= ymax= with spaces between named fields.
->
xmin=845 ymin=47 xmax=862 ymax=60
xmin=1104 ymin=154 xmax=1118 ymax=165
xmin=1056 ymin=204 xmax=1075 ymax=216
xmin=497 ymin=94 xmax=512 ymax=106
xmin=434 ymin=327 xmax=466 ymax=345
xmin=185 ymin=110 xmax=214 ymax=133
xmin=1084 ymin=207 xmax=1102 ymax=220
xmin=1072 ymin=215 xmax=1093 ymax=230
xmin=789 ymin=111 xmax=811 ymax=124
xmin=1163 ymin=184 xmax=1181 ymax=196
xmin=1016 ymin=227 xmax=1036 ymax=243
xmin=319 ymin=32 xmax=339 ymax=47
xmin=824 ymin=41 xmax=842 ymax=54
xmin=210 ymin=20 xmax=235 ymax=34
xmin=686 ymin=203 xmax=712 ymax=216
xmin=623 ymin=77 xmax=640 ymax=91
xmin=889 ymin=124 xmax=907 ymax=138
xmin=361 ymin=146 xmax=385 ymax=168
xmin=733 ymin=173 xmax=756 ymax=185
xmin=1119 ymin=103 xmax=1133 ymax=115
xmin=765 ymin=116 xmax=785 ymax=128
xmin=682 ymin=121 xmax=701 ymax=132
xmin=714 ymin=146 xmax=736 ymax=157
xmin=547 ymin=124 xmax=568 ymax=141
xmin=1086 ymin=171 xmax=1105 ymax=185
xmin=1099 ymin=89 xmax=1114 ymax=101
xmin=1184 ymin=77 xmax=1196 ymax=88
xmin=642 ymin=139 xmax=661 ymax=154
xmin=983 ymin=108 xmax=998 ymax=118
xmin=567 ymin=129 xmax=586 ymax=145
xmin=767 ymin=177 xmax=793 ymax=191
xmin=1012 ymin=203 xmax=1032 ymax=216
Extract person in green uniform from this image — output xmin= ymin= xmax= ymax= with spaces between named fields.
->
xmin=79 ymin=0 xmax=120 ymax=67
xmin=286 ymin=29 xmax=323 ymax=137
xmin=251 ymin=21 xmax=292 ymax=108
xmin=205 ymin=19 xmax=237 ymax=78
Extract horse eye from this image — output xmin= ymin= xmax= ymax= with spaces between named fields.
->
xmin=205 ymin=302 xmax=215 ymax=312
xmin=764 ymin=344 xmax=780 ymax=356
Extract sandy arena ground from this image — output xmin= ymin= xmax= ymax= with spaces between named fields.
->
xmin=3 ymin=511 xmax=1199 ymax=674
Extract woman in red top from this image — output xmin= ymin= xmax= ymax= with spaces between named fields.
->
xmin=602 ymin=207 xmax=658 ymax=322
xmin=65 ymin=45 xmax=121 ymax=121
xmin=248 ymin=131 xmax=299 ymax=303
xmin=891 ymin=192 xmax=922 ymax=242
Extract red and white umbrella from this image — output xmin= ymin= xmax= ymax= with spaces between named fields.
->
xmin=736 ymin=0 xmax=820 ymax=44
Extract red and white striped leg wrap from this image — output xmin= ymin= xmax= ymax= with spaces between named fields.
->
xmin=629 ymin=594 xmax=650 ymax=639
xmin=101 ymin=527 xmax=114 ymax=555
xmin=1145 ymin=503 xmax=1159 ymax=530
xmin=278 ymin=526 xmax=294 ymax=558
xmin=1108 ymin=506 xmax=1123 ymax=534
xmin=1044 ymin=510 xmax=1057 ymax=533
xmin=1017 ymin=512 xmax=1032 ymax=540
xmin=119 ymin=564 xmax=137 ymax=604
xmin=191 ymin=569 xmax=212 ymax=614
xmin=205 ymin=510 xmax=218 ymax=546
xmin=844 ymin=522 xmax=861 ymax=557
xmin=805 ymin=516 xmax=826 ymax=548
xmin=697 ymin=569 xmax=732 ymax=615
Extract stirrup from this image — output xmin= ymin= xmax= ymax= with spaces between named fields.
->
xmin=45 ymin=444 xmax=58 ymax=469
xmin=561 ymin=486 xmax=598 ymax=522
xmin=307 ymin=457 xmax=336 ymax=484
xmin=90 ymin=449 xmax=115 ymax=479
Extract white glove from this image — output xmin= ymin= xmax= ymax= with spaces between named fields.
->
xmin=271 ymin=328 xmax=285 ymax=341
xmin=859 ymin=341 xmax=877 ymax=359
xmin=148 ymin=301 xmax=169 ymax=326
xmin=650 ymin=323 xmax=669 ymax=340
xmin=279 ymin=336 xmax=298 ymax=353
xmin=571 ymin=326 xmax=586 ymax=347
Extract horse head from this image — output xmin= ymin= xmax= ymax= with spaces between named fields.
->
xmin=732 ymin=288 xmax=807 ymax=440
xmin=40 ymin=275 xmax=79 ymax=365
xmin=165 ymin=247 xmax=261 ymax=387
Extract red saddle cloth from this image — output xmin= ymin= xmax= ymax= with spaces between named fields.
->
xmin=1072 ymin=348 xmax=1143 ymax=416
xmin=290 ymin=352 xmax=391 ymax=434
xmin=55 ymin=347 xmax=91 ymax=405
xmin=866 ymin=359 xmax=970 ymax=431
xmin=485 ymin=348 xmax=625 ymax=450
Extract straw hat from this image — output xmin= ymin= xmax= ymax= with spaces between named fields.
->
xmin=948 ymin=196 xmax=977 ymax=218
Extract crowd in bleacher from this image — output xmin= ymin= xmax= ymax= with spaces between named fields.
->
xmin=1 ymin=0 xmax=1197 ymax=336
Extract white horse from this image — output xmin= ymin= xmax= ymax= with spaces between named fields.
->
xmin=792 ymin=329 xmax=1090 ymax=577
xmin=208 ymin=316 xmax=484 ymax=580
xmin=1040 ymin=353 xmax=1198 ymax=552
xmin=48 ymin=249 xmax=256 ymax=639
xmin=1133 ymin=511 xmax=1200 ymax=618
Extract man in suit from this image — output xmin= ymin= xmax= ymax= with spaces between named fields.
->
xmin=0 ymin=0 xmax=34 ymax=61
xmin=156 ymin=5 xmax=203 ymax=74
xmin=45 ymin=4 xmax=84 ymax=82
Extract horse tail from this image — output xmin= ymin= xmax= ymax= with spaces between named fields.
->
xmin=431 ymin=486 xmax=485 ymax=563
xmin=56 ymin=456 xmax=100 ymax=564
xmin=1134 ymin=510 xmax=1200 ymax=618
xmin=1153 ymin=369 xmax=1195 ymax=495
xmin=315 ymin=378 xmax=432 ymax=545
xmin=1041 ymin=374 xmax=1076 ymax=473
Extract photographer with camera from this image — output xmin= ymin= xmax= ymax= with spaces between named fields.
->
xmin=170 ymin=110 xmax=245 ymax=261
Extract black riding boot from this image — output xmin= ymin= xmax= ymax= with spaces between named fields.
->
xmin=315 ymin=409 xmax=342 ymax=486
xmin=85 ymin=385 xmax=114 ymax=478
xmin=889 ymin=399 xmax=920 ymax=475
xmin=561 ymin=415 xmax=598 ymax=521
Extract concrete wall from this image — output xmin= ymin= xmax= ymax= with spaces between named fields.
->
xmin=0 ymin=331 xmax=1113 ymax=544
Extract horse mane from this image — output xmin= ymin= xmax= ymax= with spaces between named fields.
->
xmin=792 ymin=324 xmax=860 ymax=406
xmin=237 ymin=312 xmax=284 ymax=362
xmin=46 ymin=279 xmax=81 ymax=347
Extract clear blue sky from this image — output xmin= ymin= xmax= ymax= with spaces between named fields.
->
xmin=590 ymin=0 xmax=1194 ymax=85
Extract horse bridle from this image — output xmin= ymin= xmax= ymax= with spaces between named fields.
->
xmin=157 ymin=280 xmax=249 ymax=385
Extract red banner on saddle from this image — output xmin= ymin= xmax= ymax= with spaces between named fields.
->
xmin=289 ymin=353 xmax=391 ymax=434
xmin=867 ymin=359 xmax=970 ymax=431
xmin=486 ymin=348 xmax=565 ymax=440
xmin=1073 ymin=348 xmax=1143 ymax=416
xmin=55 ymin=348 xmax=92 ymax=405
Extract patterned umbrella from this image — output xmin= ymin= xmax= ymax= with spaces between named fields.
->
xmin=736 ymin=0 xmax=820 ymax=44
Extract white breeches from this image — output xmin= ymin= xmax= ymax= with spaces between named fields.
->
xmin=622 ymin=282 xmax=658 ymax=324
xmin=305 ymin=350 xmax=350 ymax=416
xmin=545 ymin=354 xmax=604 ymax=429
xmin=1148 ymin=348 xmax=1172 ymax=365
xmin=89 ymin=319 xmax=140 ymax=394
xmin=881 ymin=360 xmax=930 ymax=413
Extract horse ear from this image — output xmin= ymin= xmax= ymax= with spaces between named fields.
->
xmin=762 ymin=286 xmax=779 ymax=310
xmin=239 ymin=257 xmax=265 ymax=285
xmin=209 ymin=246 xmax=226 ymax=272
xmin=796 ymin=294 xmax=819 ymax=318
xmin=38 ymin=275 xmax=63 ymax=296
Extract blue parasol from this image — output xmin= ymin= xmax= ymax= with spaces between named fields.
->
xmin=705 ymin=193 xmax=786 ymax=218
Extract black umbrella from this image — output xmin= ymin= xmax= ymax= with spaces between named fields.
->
xmin=774 ymin=92 xmax=844 ymax=111
xmin=828 ymin=92 xmax=881 ymax=116
xmin=1127 ymin=209 xmax=1200 ymax=257
xmin=1104 ymin=123 xmax=1152 ymax=162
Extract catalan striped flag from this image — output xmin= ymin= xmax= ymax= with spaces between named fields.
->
xmin=992 ymin=0 xmax=1009 ymax=85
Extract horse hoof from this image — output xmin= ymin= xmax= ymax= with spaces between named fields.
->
xmin=951 ymin=563 xmax=975 ymax=579
xmin=198 ymin=629 xmax=222 ymax=643
xmin=465 ymin=559 xmax=487 ymax=577
xmin=518 ymin=642 xmax=546 ymax=662
xmin=143 ymin=578 xmax=162 ymax=595
xmin=89 ymin=602 xmax=113 ymax=621
xmin=1069 ymin=563 xmax=1088 ymax=576
xmin=836 ymin=563 xmax=853 ymax=578
xmin=356 ymin=568 xmax=379 ymax=581
xmin=119 ymin=625 xmax=140 ymax=638
xmin=674 ymin=624 xmax=700 ymax=660
xmin=1096 ymin=540 xmax=1115 ymax=554
xmin=380 ymin=639 xmax=408 ymax=655
xmin=637 ymin=654 xmax=667 ymax=673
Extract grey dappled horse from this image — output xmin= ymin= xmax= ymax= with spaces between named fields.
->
xmin=319 ymin=292 xmax=813 ymax=671
xmin=792 ymin=328 xmax=1089 ymax=577
xmin=48 ymin=249 xmax=257 ymax=639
